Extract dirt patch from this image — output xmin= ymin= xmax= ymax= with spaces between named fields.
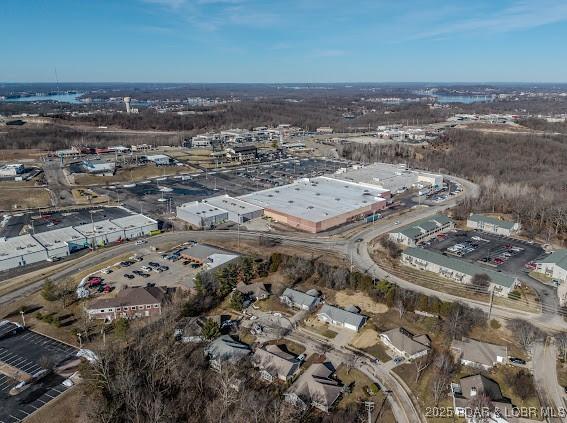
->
xmin=351 ymin=328 xmax=380 ymax=349
xmin=0 ymin=187 xmax=52 ymax=210
xmin=334 ymin=291 xmax=389 ymax=314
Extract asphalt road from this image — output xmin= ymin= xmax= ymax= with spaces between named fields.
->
xmin=533 ymin=338 xmax=567 ymax=422
xmin=42 ymin=160 xmax=74 ymax=206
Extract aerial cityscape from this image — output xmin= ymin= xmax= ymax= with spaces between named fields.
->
xmin=1 ymin=1 xmax=567 ymax=423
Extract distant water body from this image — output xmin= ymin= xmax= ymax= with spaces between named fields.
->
xmin=2 ymin=92 xmax=84 ymax=104
xmin=434 ymin=94 xmax=493 ymax=104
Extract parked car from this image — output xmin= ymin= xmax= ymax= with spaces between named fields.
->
xmin=509 ymin=357 xmax=526 ymax=365
xmin=141 ymin=266 xmax=152 ymax=272
xmin=123 ymin=274 xmax=135 ymax=279
xmin=148 ymin=262 xmax=161 ymax=268
xmin=135 ymin=240 xmax=146 ymax=245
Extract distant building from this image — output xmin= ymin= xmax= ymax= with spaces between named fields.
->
xmin=55 ymin=147 xmax=81 ymax=158
xmin=466 ymin=214 xmax=520 ymax=236
xmin=0 ymin=163 xmax=24 ymax=177
xmin=86 ymin=285 xmax=174 ymax=322
xmin=82 ymin=159 xmax=115 ymax=175
xmin=380 ymin=327 xmax=431 ymax=360
xmin=144 ymin=154 xmax=171 ymax=166
xmin=317 ymin=304 xmax=366 ymax=331
xmin=389 ymin=214 xmax=454 ymax=246
xmin=316 ymin=127 xmax=334 ymax=134
xmin=225 ymin=144 xmax=257 ymax=162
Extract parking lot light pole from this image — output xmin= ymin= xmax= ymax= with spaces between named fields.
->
xmin=20 ymin=310 xmax=25 ymax=328
xmin=77 ymin=332 xmax=83 ymax=349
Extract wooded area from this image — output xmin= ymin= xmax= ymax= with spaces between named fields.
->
xmin=339 ymin=130 xmax=567 ymax=244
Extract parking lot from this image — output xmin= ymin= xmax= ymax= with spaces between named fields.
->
xmin=0 ymin=322 xmax=77 ymax=423
xmin=95 ymin=158 xmax=349 ymax=216
xmin=82 ymin=244 xmax=203 ymax=294
xmin=425 ymin=229 xmax=544 ymax=274
xmin=0 ymin=206 xmax=132 ymax=238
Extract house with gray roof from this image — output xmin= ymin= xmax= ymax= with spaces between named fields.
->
xmin=402 ymin=247 xmax=518 ymax=296
xmin=467 ymin=214 xmax=520 ymax=236
xmin=451 ymin=374 xmax=513 ymax=421
xmin=317 ymin=304 xmax=366 ymax=331
xmin=280 ymin=288 xmax=321 ymax=310
xmin=253 ymin=344 xmax=300 ymax=383
xmin=284 ymin=362 xmax=343 ymax=413
xmin=389 ymin=214 xmax=454 ymax=246
xmin=380 ymin=327 xmax=431 ymax=360
xmin=204 ymin=335 xmax=251 ymax=371
xmin=451 ymin=338 xmax=507 ymax=370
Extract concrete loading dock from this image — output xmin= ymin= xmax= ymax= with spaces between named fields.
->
xmin=240 ymin=176 xmax=388 ymax=233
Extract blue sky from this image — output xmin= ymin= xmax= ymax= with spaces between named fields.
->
xmin=2 ymin=0 xmax=567 ymax=82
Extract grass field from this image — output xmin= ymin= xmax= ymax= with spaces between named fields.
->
xmin=0 ymin=187 xmax=52 ymax=210
xmin=25 ymin=386 xmax=84 ymax=423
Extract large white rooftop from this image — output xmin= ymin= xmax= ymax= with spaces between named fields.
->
xmin=75 ymin=219 xmax=123 ymax=237
xmin=0 ymin=234 xmax=46 ymax=260
xmin=240 ymin=176 xmax=386 ymax=223
xmin=177 ymin=201 xmax=228 ymax=218
xmin=203 ymin=195 xmax=263 ymax=216
xmin=111 ymin=214 xmax=157 ymax=229
xmin=32 ymin=227 xmax=86 ymax=251
xmin=331 ymin=162 xmax=440 ymax=192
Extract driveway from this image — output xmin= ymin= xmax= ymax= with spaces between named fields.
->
xmin=532 ymin=337 xmax=566 ymax=423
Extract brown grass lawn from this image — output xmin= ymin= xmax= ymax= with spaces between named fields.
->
xmin=0 ymin=187 xmax=52 ymax=210
xmin=25 ymin=386 xmax=86 ymax=423
xmin=303 ymin=316 xmax=338 ymax=339
xmin=265 ymin=338 xmax=306 ymax=355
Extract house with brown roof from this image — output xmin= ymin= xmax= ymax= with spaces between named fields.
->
xmin=380 ymin=327 xmax=431 ymax=360
xmin=284 ymin=362 xmax=343 ymax=413
xmin=451 ymin=338 xmax=508 ymax=370
xmin=451 ymin=374 xmax=513 ymax=422
xmin=86 ymin=285 xmax=174 ymax=321
xmin=252 ymin=344 xmax=300 ymax=382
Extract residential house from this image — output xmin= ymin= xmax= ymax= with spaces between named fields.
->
xmin=317 ymin=304 xmax=366 ymax=331
xmin=451 ymin=374 xmax=513 ymax=422
xmin=253 ymin=344 xmax=300 ymax=383
xmin=236 ymin=282 xmax=270 ymax=301
xmin=380 ymin=327 xmax=431 ymax=360
xmin=284 ymin=362 xmax=342 ymax=413
xmin=451 ymin=338 xmax=507 ymax=370
xmin=280 ymin=288 xmax=321 ymax=311
xmin=467 ymin=214 xmax=520 ymax=236
xmin=204 ymin=335 xmax=251 ymax=371
xmin=86 ymin=285 xmax=174 ymax=321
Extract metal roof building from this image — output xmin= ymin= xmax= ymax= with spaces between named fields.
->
xmin=402 ymin=247 xmax=517 ymax=295
xmin=0 ymin=234 xmax=48 ymax=272
xmin=111 ymin=214 xmax=158 ymax=239
xmin=32 ymin=226 xmax=87 ymax=259
xmin=176 ymin=201 xmax=229 ymax=229
xmin=240 ymin=177 xmax=387 ymax=233
xmin=75 ymin=219 xmax=125 ymax=247
xmin=203 ymin=195 xmax=264 ymax=223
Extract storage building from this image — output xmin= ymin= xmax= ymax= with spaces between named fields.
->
xmin=176 ymin=202 xmax=229 ymax=228
xmin=32 ymin=227 xmax=88 ymax=259
xmin=75 ymin=220 xmax=125 ymax=247
xmin=145 ymin=154 xmax=171 ymax=166
xmin=389 ymin=214 xmax=454 ymax=246
xmin=111 ymin=214 xmax=158 ymax=239
xmin=0 ymin=234 xmax=48 ymax=272
xmin=203 ymin=195 xmax=264 ymax=223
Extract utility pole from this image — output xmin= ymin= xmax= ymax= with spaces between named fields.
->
xmin=237 ymin=213 xmax=240 ymax=247
xmin=488 ymin=288 xmax=495 ymax=320
xmin=20 ymin=310 xmax=26 ymax=328
xmin=77 ymin=332 xmax=83 ymax=349
xmin=363 ymin=401 xmax=374 ymax=423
